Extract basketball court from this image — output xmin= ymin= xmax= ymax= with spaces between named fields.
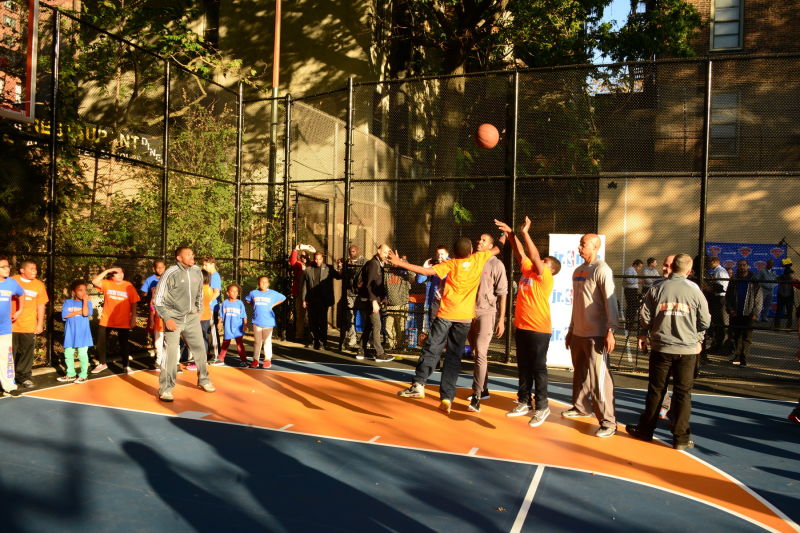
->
xmin=2 ymin=361 xmax=798 ymax=532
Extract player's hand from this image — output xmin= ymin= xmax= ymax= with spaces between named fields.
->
xmin=605 ymin=330 xmax=616 ymax=354
xmin=372 ymin=300 xmax=380 ymax=314
xmin=565 ymin=330 xmax=572 ymax=349
xmin=165 ymin=319 xmax=177 ymax=331
xmin=494 ymin=219 xmax=512 ymax=234
xmin=11 ymin=310 xmax=22 ymax=322
xmin=422 ymin=258 xmax=432 ymax=268
xmin=522 ymin=216 xmax=531 ymax=233
xmin=494 ymin=320 xmax=505 ymax=338
xmin=302 ymin=301 xmax=307 ymax=309
xmin=34 ymin=324 xmax=44 ymax=335
xmin=387 ymin=250 xmax=402 ymax=265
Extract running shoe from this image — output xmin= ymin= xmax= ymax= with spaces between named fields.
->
xmin=262 ymin=360 xmax=272 ymax=369
xmin=467 ymin=396 xmax=480 ymax=413
xmin=561 ymin=408 xmax=591 ymax=418
xmin=211 ymin=358 xmax=226 ymax=366
xmin=374 ymin=354 xmax=394 ymax=363
xmin=468 ymin=392 xmax=491 ymax=401
xmin=185 ymin=362 xmax=197 ymax=371
xmin=439 ymin=398 xmax=452 ymax=414
xmin=595 ymin=426 xmax=616 ymax=438
xmin=397 ymin=382 xmax=425 ymax=398
xmin=57 ymin=376 xmax=76 ymax=383
xmin=91 ymin=363 xmax=108 ymax=374
xmin=249 ymin=360 xmax=261 ymax=368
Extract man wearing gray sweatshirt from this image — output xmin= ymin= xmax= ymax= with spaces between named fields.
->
xmin=153 ymin=247 xmax=216 ymax=402
xmin=563 ymin=234 xmax=619 ymax=438
xmin=627 ymin=254 xmax=711 ymax=450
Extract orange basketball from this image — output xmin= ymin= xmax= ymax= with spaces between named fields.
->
xmin=475 ymin=123 xmax=499 ymax=149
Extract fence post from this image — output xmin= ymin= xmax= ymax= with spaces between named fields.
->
xmin=234 ymin=81 xmax=244 ymax=282
xmin=343 ymin=77 xmax=354 ymax=260
xmin=281 ymin=94 xmax=292 ymax=341
xmin=160 ymin=61 xmax=170 ymax=260
xmin=503 ymin=71 xmax=520 ymax=364
xmin=46 ymin=9 xmax=61 ymax=366
xmin=698 ymin=60 xmax=713 ymax=287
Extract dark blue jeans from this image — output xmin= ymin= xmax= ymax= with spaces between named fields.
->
xmin=413 ymin=317 xmax=471 ymax=401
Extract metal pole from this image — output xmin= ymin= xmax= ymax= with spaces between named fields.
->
xmin=45 ymin=10 xmax=61 ymax=366
xmin=504 ymin=71 xmax=519 ymax=364
xmin=698 ymin=60 xmax=713 ymax=287
xmin=267 ymin=0 xmax=282 ymax=219
xmin=161 ymin=61 xmax=171 ymax=260
xmin=343 ymin=77 xmax=354 ymax=260
xmin=283 ymin=94 xmax=292 ymax=257
xmin=234 ymin=81 xmax=244 ymax=282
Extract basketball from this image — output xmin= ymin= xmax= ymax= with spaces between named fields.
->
xmin=475 ymin=123 xmax=499 ymax=149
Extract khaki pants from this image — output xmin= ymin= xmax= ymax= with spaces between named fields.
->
xmin=468 ymin=312 xmax=495 ymax=395
xmin=569 ymin=335 xmax=617 ymax=428
xmin=384 ymin=304 xmax=408 ymax=349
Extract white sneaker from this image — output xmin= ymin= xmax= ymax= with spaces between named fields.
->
xmin=528 ymin=407 xmax=551 ymax=427
xmin=506 ymin=403 xmax=532 ymax=417
xmin=91 ymin=363 xmax=107 ymax=374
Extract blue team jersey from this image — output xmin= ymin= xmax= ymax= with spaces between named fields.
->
xmin=0 ymin=278 xmax=25 ymax=335
xmin=62 ymin=299 xmax=94 ymax=348
xmin=245 ymin=289 xmax=286 ymax=328
xmin=221 ymin=299 xmax=246 ymax=339
xmin=209 ymin=272 xmax=222 ymax=313
xmin=140 ymin=274 xmax=160 ymax=296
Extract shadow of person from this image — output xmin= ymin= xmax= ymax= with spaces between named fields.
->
xmin=162 ymin=418 xmax=443 ymax=532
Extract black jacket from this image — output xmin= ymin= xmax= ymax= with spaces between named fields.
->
xmin=302 ymin=264 xmax=340 ymax=307
xmin=358 ymin=256 xmax=387 ymax=302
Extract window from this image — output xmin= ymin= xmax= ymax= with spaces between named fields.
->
xmin=14 ymin=82 xmax=22 ymax=103
xmin=711 ymin=93 xmax=738 ymax=157
xmin=4 ymin=0 xmax=16 ymax=11
xmin=0 ymin=77 xmax=5 ymax=96
xmin=3 ymin=15 xmax=15 ymax=28
xmin=710 ymin=0 xmax=743 ymax=50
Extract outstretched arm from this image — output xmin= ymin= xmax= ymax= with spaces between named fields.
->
xmin=495 ymin=219 xmax=524 ymax=264
xmin=388 ymin=250 xmax=436 ymax=277
xmin=520 ymin=216 xmax=545 ymax=275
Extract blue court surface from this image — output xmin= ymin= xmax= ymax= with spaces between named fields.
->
xmin=1 ymin=361 xmax=798 ymax=532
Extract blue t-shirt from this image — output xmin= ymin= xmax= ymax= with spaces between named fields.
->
xmin=62 ymin=299 xmax=94 ymax=348
xmin=0 ymin=278 xmax=25 ymax=335
xmin=209 ymin=272 xmax=222 ymax=313
xmin=140 ymin=274 xmax=160 ymax=296
xmin=221 ymin=299 xmax=246 ymax=340
xmin=245 ymin=289 xmax=286 ymax=328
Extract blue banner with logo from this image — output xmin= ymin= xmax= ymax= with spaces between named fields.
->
xmin=706 ymin=242 xmax=788 ymax=318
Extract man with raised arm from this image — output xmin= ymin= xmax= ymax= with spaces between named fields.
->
xmin=563 ymin=233 xmax=620 ymax=438
xmin=391 ymin=234 xmax=503 ymax=414
xmin=495 ymin=217 xmax=561 ymax=427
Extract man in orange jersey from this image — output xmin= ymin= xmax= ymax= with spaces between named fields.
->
xmin=496 ymin=218 xmax=561 ymax=427
xmin=11 ymin=260 xmax=48 ymax=388
xmin=390 ymin=235 xmax=503 ymax=414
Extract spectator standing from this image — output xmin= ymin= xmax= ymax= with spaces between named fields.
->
xmin=201 ymin=256 xmax=223 ymax=359
xmin=245 ymin=276 xmax=286 ymax=369
xmin=755 ymin=260 xmax=777 ymax=322
xmin=91 ymin=266 xmax=140 ymax=374
xmin=11 ymin=260 xmax=48 ymax=388
xmin=140 ymin=260 xmax=166 ymax=357
xmin=337 ymin=244 xmax=364 ymax=352
xmin=563 ymin=234 xmax=620 ymax=438
xmin=627 ymin=254 xmax=711 ymax=450
xmin=705 ymin=256 xmax=730 ymax=353
xmin=357 ymin=245 xmax=393 ymax=363
xmin=301 ymin=251 xmax=340 ymax=350
xmin=641 ymin=258 xmax=660 ymax=292
xmin=218 ymin=283 xmax=248 ymax=366
xmin=59 ymin=280 xmax=93 ymax=384
xmin=383 ymin=258 xmax=415 ymax=351
xmin=623 ymin=259 xmax=643 ymax=331
xmin=289 ymin=244 xmax=314 ymax=344
xmin=726 ymin=260 xmax=762 ymax=367
xmin=0 ymin=256 xmax=24 ymax=397
xmin=416 ymin=245 xmax=449 ymax=334
xmin=774 ymin=265 xmax=796 ymax=329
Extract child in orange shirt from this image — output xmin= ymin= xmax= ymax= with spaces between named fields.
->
xmin=91 ymin=266 xmax=140 ymax=374
xmin=186 ymin=270 xmax=216 ymax=370
xmin=390 ymin=235 xmax=503 ymax=413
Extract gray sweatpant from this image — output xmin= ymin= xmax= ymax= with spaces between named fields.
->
xmin=569 ymin=335 xmax=617 ymax=428
xmin=468 ymin=312 xmax=495 ymax=395
xmin=159 ymin=313 xmax=211 ymax=395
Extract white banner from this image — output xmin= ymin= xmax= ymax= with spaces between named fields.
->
xmin=547 ymin=234 xmax=606 ymax=369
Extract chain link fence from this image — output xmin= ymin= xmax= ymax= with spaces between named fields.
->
xmin=1 ymin=6 xmax=798 ymax=383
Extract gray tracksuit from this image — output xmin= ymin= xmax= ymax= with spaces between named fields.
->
xmin=640 ymin=274 xmax=711 ymax=354
xmin=153 ymin=262 xmax=211 ymax=394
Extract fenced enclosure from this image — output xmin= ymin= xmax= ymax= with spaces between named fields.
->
xmin=1 ymin=5 xmax=799 ymax=383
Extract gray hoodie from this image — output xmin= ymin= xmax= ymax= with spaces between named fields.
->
xmin=153 ymin=263 xmax=204 ymax=323
xmin=640 ymin=274 xmax=711 ymax=354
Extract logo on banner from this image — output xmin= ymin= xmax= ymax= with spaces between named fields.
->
xmin=771 ymin=248 xmax=785 ymax=259
xmin=723 ymin=260 xmax=735 ymax=269
xmin=708 ymin=246 xmax=722 ymax=256
xmin=738 ymin=247 xmax=752 ymax=257
xmin=755 ymin=261 xmax=766 ymax=270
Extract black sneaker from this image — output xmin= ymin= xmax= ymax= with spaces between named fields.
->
xmin=625 ymin=424 xmax=653 ymax=442
xmin=468 ymin=396 xmax=480 ymax=412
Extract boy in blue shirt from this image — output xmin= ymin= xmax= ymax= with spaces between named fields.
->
xmin=219 ymin=283 xmax=248 ymax=366
xmin=0 ymin=256 xmax=25 ymax=397
xmin=245 ymin=276 xmax=286 ymax=368
xmin=59 ymin=280 xmax=93 ymax=383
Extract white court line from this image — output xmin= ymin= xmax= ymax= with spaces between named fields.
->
xmin=467 ymin=447 xmax=479 ymax=456
xmin=279 ymin=424 xmax=293 ymax=430
xmin=368 ymin=436 xmax=381 ymax=443
xmin=510 ymin=465 xmax=545 ymax=533
xmin=24 ymin=394 xmax=786 ymax=532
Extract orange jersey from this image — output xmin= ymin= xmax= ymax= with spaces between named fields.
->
xmin=200 ymin=285 xmax=214 ymax=321
xmin=514 ymin=258 xmax=555 ymax=333
xmin=11 ymin=276 xmax=49 ymax=333
xmin=431 ymin=250 xmax=494 ymax=322
xmin=151 ymin=310 xmax=164 ymax=332
xmin=98 ymin=279 xmax=140 ymax=329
